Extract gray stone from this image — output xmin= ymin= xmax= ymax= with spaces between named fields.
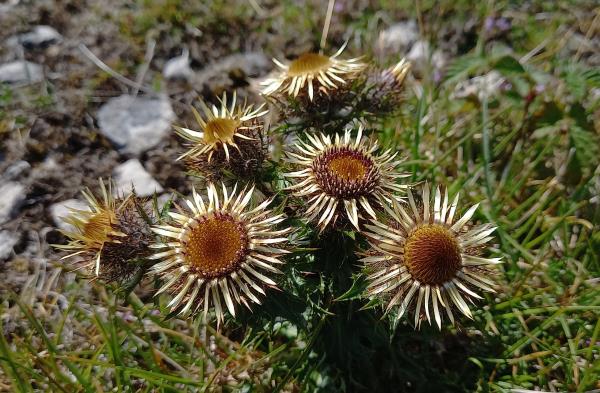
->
xmin=406 ymin=40 xmax=447 ymax=74
xmin=113 ymin=159 xmax=164 ymax=197
xmin=50 ymin=199 xmax=89 ymax=231
xmin=453 ymin=71 xmax=505 ymax=101
xmin=407 ymin=40 xmax=429 ymax=62
xmin=2 ymin=160 xmax=31 ymax=181
xmin=97 ymin=95 xmax=175 ymax=155
xmin=234 ymin=52 xmax=271 ymax=77
xmin=377 ymin=21 xmax=419 ymax=54
xmin=0 ymin=61 xmax=43 ymax=84
xmin=0 ymin=231 xmax=19 ymax=261
xmin=0 ymin=182 xmax=25 ymax=224
xmin=163 ymin=49 xmax=192 ymax=80
xmin=8 ymin=25 xmax=62 ymax=49
xmin=0 ymin=0 xmax=18 ymax=14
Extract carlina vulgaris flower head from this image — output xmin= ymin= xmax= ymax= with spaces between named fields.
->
xmin=284 ymin=123 xmax=409 ymax=232
xmin=261 ymin=42 xmax=367 ymax=101
xmin=386 ymin=58 xmax=411 ymax=88
xmin=364 ymin=58 xmax=412 ymax=111
xmin=56 ymin=179 xmax=155 ymax=283
xmin=184 ymin=116 xmax=270 ymax=182
xmin=360 ymin=183 xmax=502 ymax=329
xmin=149 ymin=183 xmax=292 ymax=326
xmin=175 ymin=91 xmax=268 ymax=164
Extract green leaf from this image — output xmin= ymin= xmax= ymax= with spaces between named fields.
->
xmin=334 ymin=275 xmax=367 ymax=302
xmin=493 ymin=55 xmax=526 ymax=74
xmin=359 ymin=297 xmax=380 ymax=311
xmin=443 ymin=54 xmax=487 ymax=85
xmin=582 ymin=68 xmax=600 ymax=88
xmin=468 ymin=357 xmax=484 ymax=369
xmin=570 ymin=125 xmax=600 ymax=167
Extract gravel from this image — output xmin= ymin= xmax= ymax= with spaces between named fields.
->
xmin=376 ymin=21 xmax=419 ymax=55
xmin=0 ymin=182 xmax=26 ymax=224
xmin=0 ymin=60 xmax=43 ymax=84
xmin=8 ymin=25 xmax=62 ymax=49
xmin=0 ymin=231 xmax=19 ymax=261
xmin=163 ymin=48 xmax=192 ymax=80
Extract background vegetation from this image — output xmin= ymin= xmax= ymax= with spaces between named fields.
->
xmin=0 ymin=0 xmax=598 ymax=391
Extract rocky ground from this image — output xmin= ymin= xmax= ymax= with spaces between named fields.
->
xmin=0 ymin=1 xmax=281 ymax=278
xmin=0 ymin=1 xmax=426 ymax=280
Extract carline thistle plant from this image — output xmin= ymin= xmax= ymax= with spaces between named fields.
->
xmin=175 ymin=91 xmax=269 ymax=181
xmin=264 ymin=55 xmax=412 ymax=132
xmin=150 ymin=183 xmax=291 ymax=326
xmin=261 ymin=43 xmax=366 ymax=102
xmin=361 ymin=183 xmax=501 ymax=329
xmin=56 ymin=179 xmax=154 ymax=283
xmin=57 ymin=52 xmax=502 ymax=333
xmin=284 ymin=124 xmax=409 ymax=231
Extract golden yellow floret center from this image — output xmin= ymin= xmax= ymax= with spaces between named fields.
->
xmin=204 ymin=118 xmax=240 ymax=145
xmin=183 ymin=215 xmax=248 ymax=278
xmin=404 ymin=224 xmax=462 ymax=285
xmin=327 ymin=155 xmax=368 ymax=181
xmin=288 ymin=53 xmax=331 ymax=76
xmin=82 ymin=211 xmax=115 ymax=245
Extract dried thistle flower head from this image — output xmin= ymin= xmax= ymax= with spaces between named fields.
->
xmin=184 ymin=117 xmax=269 ymax=181
xmin=387 ymin=58 xmax=411 ymax=87
xmin=56 ymin=180 xmax=154 ymax=282
xmin=284 ymin=125 xmax=408 ymax=231
xmin=150 ymin=183 xmax=291 ymax=325
xmin=270 ymin=59 xmax=412 ymax=130
xmin=176 ymin=91 xmax=268 ymax=163
xmin=361 ymin=184 xmax=502 ymax=329
xmin=261 ymin=43 xmax=366 ymax=101
xmin=364 ymin=58 xmax=411 ymax=112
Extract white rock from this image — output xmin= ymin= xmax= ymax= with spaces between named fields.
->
xmin=0 ymin=61 xmax=43 ymax=84
xmin=432 ymin=52 xmax=447 ymax=71
xmin=0 ymin=182 xmax=25 ymax=224
xmin=377 ymin=21 xmax=419 ymax=54
xmin=236 ymin=52 xmax=271 ymax=77
xmin=113 ymin=159 xmax=164 ymax=197
xmin=97 ymin=95 xmax=175 ymax=155
xmin=453 ymin=71 xmax=505 ymax=101
xmin=0 ymin=231 xmax=19 ymax=261
xmin=163 ymin=49 xmax=192 ymax=80
xmin=50 ymin=199 xmax=89 ymax=231
xmin=8 ymin=25 xmax=62 ymax=48
xmin=407 ymin=41 xmax=428 ymax=62
xmin=0 ymin=0 xmax=19 ymax=14
xmin=2 ymin=160 xmax=30 ymax=181
xmin=406 ymin=40 xmax=447 ymax=74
